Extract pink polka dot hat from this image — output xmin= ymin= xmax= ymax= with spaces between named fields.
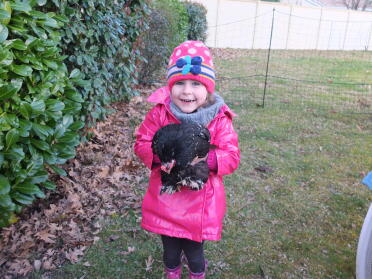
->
xmin=167 ymin=41 xmax=215 ymax=94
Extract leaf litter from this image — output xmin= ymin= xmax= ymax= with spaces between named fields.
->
xmin=0 ymin=86 xmax=158 ymax=278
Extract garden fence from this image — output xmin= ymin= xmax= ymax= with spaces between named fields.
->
xmin=197 ymin=3 xmax=372 ymax=113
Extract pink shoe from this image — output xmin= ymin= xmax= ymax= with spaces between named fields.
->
xmin=189 ymin=259 xmax=208 ymax=279
xmin=165 ymin=264 xmax=182 ymax=279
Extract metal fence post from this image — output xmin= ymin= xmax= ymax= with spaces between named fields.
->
xmin=367 ymin=22 xmax=372 ymax=51
xmin=315 ymin=8 xmax=323 ymax=50
xmin=262 ymin=8 xmax=275 ymax=108
xmin=285 ymin=5 xmax=293 ymax=50
xmin=214 ymin=0 xmax=221 ymax=48
xmin=252 ymin=1 xmax=259 ymax=49
xmin=342 ymin=10 xmax=351 ymax=50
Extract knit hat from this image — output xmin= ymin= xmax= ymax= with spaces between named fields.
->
xmin=167 ymin=41 xmax=215 ymax=94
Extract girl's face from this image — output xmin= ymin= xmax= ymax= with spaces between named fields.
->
xmin=171 ymin=79 xmax=208 ymax=113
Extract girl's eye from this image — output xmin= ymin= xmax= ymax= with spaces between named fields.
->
xmin=192 ymin=81 xmax=201 ymax=86
xmin=175 ymin=81 xmax=184 ymax=85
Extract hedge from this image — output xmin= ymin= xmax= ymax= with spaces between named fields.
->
xmin=46 ymin=0 xmax=149 ymax=125
xmin=0 ymin=0 xmax=148 ymax=228
xmin=0 ymin=0 xmax=84 ymax=227
xmin=184 ymin=1 xmax=208 ymax=42
xmin=0 ymin=0 xmax=205 ymax=228
xmin=138 ymin=0 xmax=188 ymax=84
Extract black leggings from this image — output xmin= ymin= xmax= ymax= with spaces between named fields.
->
xmin=161 ymin=235 xmax=205 ymax=273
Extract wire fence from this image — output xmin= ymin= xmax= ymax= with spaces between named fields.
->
xmin=210 ymin=9 xmax=372 ymax=113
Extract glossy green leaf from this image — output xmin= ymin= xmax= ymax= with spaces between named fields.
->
xmin=62 ymin=115 xmax=73 ymax=127
xmin=39 ymin=18 xmax=58 ymax=28
xmin=42 ymin=180 xmax=56 ymax=190
xmin=69 ymin=121 xmax=84 ymax=131
xmin=31 ymin=138 xmax=50 ymax=151
xmin=30 ymin=10 xmax=47 ymax=18
xmin=0 ymin=175 xmax=10 ymax=195
xmin=32 ymin=123 xmax=53 ymax=138
xmin=57 ymin=132 xmax=78 ymax=144
xmin=63 ymin=100 xmax=82 ymax=114
xmin=11 ymin=64 xmax=32 ymax=77
xmin=43 ymin=59 xmax=58 ymax=70
xmin=9 ymin=39 xmax=27 ymax=50
xmin=69 ymin=69 xmax=81 ymax=79
xmin=0 ymin=48 xmax=11 ymax=62
xmin=13 ymin=182 xmax=39 ymax=194
xmin=0 ymin=84 xmax=17 ymax=101
xmin=0 ymin=116 xmax=11 ymax=132
xmin=54 ymin=124 xmax=65 ymax=138
xmin=11 ymin=192 xmax=34 ymax=205
xmin=4 ymin=114 xmax=18 ymax=128
xmin=49 ymin=165 xmax=66 ymax=176
xmin=0 ymin=24 xmax=8 ymax=43
xmin=42 ymin=152 xmax=57 ymax=164
xmin=0 ymin=152 xmax=3 ymax=166
xmin=5 ymin=146 xmax=25 ymax=162
xmin=29 ymin=171 xmax=48 ymax=184
xmin=19 ymin=102 xmax=32 ymax=119
xmin=0 ymin=194 xmax=15 ymax=209
xmin=0 ymin=10 xmax=11 ymax=22
xmin=5 ymin=129 xmax=19 ymax=150
xmin=30 ymin=100 xmax=45 ymax=114
xmin=10 ymin=1 xmax=32 ymax=12
xmin=65 ymin=90 xmax=84 ymax=103
xmin=26 ymin=155 xmax=43 ymax=177
xmin=46 ymin=99 xmax=65 ymax=112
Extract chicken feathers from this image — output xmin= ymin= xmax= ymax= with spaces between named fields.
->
xmin=152 ymin=122 xmax=211 ymax=194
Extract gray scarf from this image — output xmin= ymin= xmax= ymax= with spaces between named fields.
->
xmin=170 ymin=93 xmax=225 ymax=126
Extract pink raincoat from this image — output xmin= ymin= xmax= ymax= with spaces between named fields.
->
xmin=134 ymin=87 xmax=240 ymax=242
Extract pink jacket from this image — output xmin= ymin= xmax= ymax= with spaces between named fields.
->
xmin=134 ymin=87 xmax=240 ymax=242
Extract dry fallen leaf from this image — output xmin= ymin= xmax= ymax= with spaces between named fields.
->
xmin=36 ymin=230 xmax=56 ymax=244
xmin=0 ymin=89 xmax=152 ymax=277
xmin=145 ymin=255 xmax=154 ymax=272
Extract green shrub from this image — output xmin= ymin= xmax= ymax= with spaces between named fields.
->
xmin=0 ymin=0 xmax=84 ymax=227
xmin=138 ymin=0 xmax=188 ymax=84
xmin=184 ymin=1 xmax=208 ymax=42
xmin=45 ymin=0 xmax=149 ymax=124
xmin=156 ymin=0 xmax=188 ymax=50
xmin=137 ymin=8 xmax=170 ymax=84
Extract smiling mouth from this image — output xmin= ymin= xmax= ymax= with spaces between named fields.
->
xmin=180 ymin=99 xmax=195 ymax=103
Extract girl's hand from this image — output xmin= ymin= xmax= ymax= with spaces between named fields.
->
xmin=190 ymin=155 xmax=208 ymax=166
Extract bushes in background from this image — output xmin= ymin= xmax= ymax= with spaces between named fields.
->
xmin=137 ymin=8 xmax=172 ymax=84
xmin=0 ymin=1 xmax=84 ymax=227
xmin=184 ymin=1 xmax=208 ymax=42
xmin=138 ymin=0 xmax=208 ymax=85
xmin=138 ymin=0 xmax=188 ymax=84
xmin=0 ymin=0 xmax=208 ymax=227
xmin=0 ymin=0 xmax=148 ymax=228
xmin=46 ymin=0 xmax=149 ymax=124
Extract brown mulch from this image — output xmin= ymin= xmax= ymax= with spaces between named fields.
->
xmin=0 ymin=86 xmax=159 ymax=278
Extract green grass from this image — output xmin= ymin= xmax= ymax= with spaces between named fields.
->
xmin=33 ymin=50 xmax=372 ymax=278
xmin=214 ymin=49 xmax=372 ymax=112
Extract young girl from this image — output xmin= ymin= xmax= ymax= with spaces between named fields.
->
xmin=134 ymin=41 xmax=240 ymax=279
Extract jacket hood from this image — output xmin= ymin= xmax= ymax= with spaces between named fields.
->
xmin=147 ymin=86 xmax=237 ymax=118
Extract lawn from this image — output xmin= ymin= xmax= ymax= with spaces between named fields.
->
xmin=33 ymin=50 xmax=372 ymax=279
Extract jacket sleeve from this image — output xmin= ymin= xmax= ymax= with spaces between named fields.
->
xmin=134 ymin=105 xmax=163 ymax=169
xmin=213 ymin=116 xmax=240 ymax=176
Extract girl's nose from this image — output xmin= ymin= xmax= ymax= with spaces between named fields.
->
xmin=183 ymin=81 xmax=192 ymax=94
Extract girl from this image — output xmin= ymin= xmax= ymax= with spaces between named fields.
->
xmin=134 ymin=41 xmax=240 ymax=279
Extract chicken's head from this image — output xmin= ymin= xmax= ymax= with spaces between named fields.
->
xmin=161 ymin=159 xmax=176 ymax=174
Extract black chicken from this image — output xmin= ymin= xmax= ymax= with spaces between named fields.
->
xmin=151 ymin=122 xmax=211 ymax=194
